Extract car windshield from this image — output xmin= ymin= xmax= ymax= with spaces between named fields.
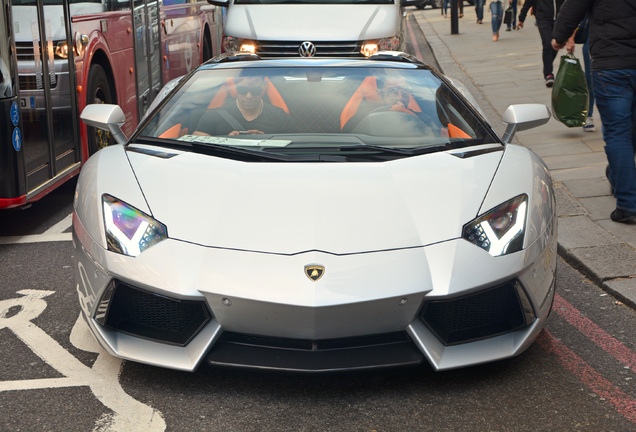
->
xmin=137 ymin=65 xmax=498 ymax=161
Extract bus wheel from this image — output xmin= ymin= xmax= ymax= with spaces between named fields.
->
xmin=202 ymin=33 xmax=213 ymax=63
xmin=86 ymin=64 xmax=115 ymax=155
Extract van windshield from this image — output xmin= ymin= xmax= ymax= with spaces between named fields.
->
xmin=233 ymin=0 xmax=394 ymax=4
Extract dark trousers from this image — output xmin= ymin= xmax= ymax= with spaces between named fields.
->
xmin=536 ymin=19 xmax=558 ymax=78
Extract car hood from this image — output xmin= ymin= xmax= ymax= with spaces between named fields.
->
xmin=224 ymin=5 xmax=401 ymax=41
xmin=127 ymin=147 xmax=503 ymax=255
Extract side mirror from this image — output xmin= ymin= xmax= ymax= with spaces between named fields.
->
xmin=501 ymin=104 xmax=551 ymax=143
xmin=207 ymin=0 xmax=230 ymax=6
xmin=80 ymin=104 xmax=127 ymax=145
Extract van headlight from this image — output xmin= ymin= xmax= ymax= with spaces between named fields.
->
xmin=361 ymin=36 xmax=400 ymax=57
xmin=223 ymin=36 xmax=256 ymax=54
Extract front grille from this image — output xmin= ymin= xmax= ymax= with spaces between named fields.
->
xmin=97 ymin=281 xmax=211 ymax=346
xmin=207 ymin=331 xmax=423 ymax=371
xmin=15 ymin=42 xmax=35 ymax=61
xmin=221 ymin=331 xmax=411 ymax=351
xmin=420 ymin=281 xmax=535 ymax=345
xmin=256 ymin=40 xmax=363 ymax=57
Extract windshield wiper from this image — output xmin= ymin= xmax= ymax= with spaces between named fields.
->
xmin=131 ymin=136 xmax=317 ymax=162
xmin=337 ymin=144 xmax=451 ymax=156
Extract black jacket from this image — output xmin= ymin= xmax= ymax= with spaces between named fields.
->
xmin=553 ymin=0 xmax=636 ymax=71
xmin=519 ymin=0 xmax=565 ymax=23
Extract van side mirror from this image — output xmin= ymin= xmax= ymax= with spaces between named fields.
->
xmin=501 ymin=104 xmax=551 ymax=143
xmin=207 ymin=0 xmax=230 ymax=6
xmin=80 ymin=104 xmax=127 ymax=145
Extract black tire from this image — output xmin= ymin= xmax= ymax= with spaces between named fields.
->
xmin=86 ymin=63 xmax=115 ymax=156
xmin=202 ymin=31 xmax=213 ymax=63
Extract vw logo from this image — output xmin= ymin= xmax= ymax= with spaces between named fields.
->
xmin=299 ymin=41 xmax=316 ymax=57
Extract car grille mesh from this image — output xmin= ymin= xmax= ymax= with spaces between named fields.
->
xmin=207 ymin=331 xmax=423 ymax=371
xmin=256 ymin=40 xmax=363 ymax=57
xmin=102 ymin=281 xmax=210 ymax=346
xmin=220 ymin=331 xmax=412 ymax=351
xmin=420 ymin=281 xmax=533 ymax=345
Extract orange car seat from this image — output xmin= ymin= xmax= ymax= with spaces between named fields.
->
xmin=340 ymin=76 xmax=472 ymax=139
xmin=340 ymin=76 xmax=422 ymax=130
xmin=158 ymin=77 xmax=289 ymax=139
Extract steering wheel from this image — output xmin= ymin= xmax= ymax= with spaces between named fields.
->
xmin=351 ymin=109 xmax=433 ymax=137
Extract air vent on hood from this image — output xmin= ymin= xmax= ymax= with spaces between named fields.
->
xmin=127 ymin=146 xmax=179 ymax=159
xmin=449 ymin=146 xmax=503 ymax=159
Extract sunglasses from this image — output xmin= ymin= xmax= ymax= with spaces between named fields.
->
xmin=236 ymin=84 xmax=265 ymax=95
xmin=384 ymin=86 xmax=411 ymax=96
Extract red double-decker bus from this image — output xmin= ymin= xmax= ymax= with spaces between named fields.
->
xmin=1 ymin=0 xmax=222 ymax=209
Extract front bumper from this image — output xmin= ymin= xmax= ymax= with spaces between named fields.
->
xmin=73 ymin=214 xmax=556 ymax=372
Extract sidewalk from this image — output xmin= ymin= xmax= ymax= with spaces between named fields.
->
xmin=411 ymin=7 xmax=636 ymax=307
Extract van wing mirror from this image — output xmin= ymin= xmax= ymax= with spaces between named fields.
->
xmin=501 ymin=104 xmax=551 ymax=143
xmin=207 ymin=0 xmax=230 ymax=6
xmin=80 ymin=104 xmax=127 ymax=145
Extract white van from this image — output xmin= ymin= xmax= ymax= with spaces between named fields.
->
xmin=206 ymin=0 xmax=418 ymax=57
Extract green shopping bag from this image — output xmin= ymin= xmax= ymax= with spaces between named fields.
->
xmin=551 ymin=54 xmax=589 ymax=127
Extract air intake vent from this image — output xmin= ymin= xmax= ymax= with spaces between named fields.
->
xmin=420 ymin=281 xmax=535 ymax=345
xmin=97 ymin=281 xmax=211 ymax=346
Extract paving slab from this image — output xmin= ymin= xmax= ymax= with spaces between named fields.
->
xmin=563 ymin=177 xmax=612 ymax=198
xmin=411 ymin=7 xmax=636 ymax=308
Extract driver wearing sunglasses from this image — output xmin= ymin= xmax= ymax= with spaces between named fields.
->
xmin=195 ymin=72 xmax=293 ymax=136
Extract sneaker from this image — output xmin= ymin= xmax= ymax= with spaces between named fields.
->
xmin=610 ymin=208 xmax=636 ymax=224
xmin=506 ymin=27 xmax=512 ymax=31
xmin=583 ymin=117 xmax=595 ymax=132
xmin=545 ymin=74 xmax=555 ymax=87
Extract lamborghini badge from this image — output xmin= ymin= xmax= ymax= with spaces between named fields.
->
xmin=304 ymin=265 xmax=324 ymax=282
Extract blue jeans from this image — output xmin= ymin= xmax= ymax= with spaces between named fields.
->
xmin=490 ymin=2 xmax=503 ymax=34
xmin=475 ymin=0 xmax=485 ymax=21
xmin=592 ymin=69 xmax=636 ymax=212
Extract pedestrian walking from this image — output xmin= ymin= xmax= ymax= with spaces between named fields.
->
xmin=517 ymin=0 xmax=565 ymax=87
xmin=475 ymin=0 xmax=485 ymax=23
xmin=489 ymin=0 xmax=505 ymax=41
xmin=506 ymin=0 xmax=518 ymax=31
xmin=552 ymin=0 xmax=636 ymax=224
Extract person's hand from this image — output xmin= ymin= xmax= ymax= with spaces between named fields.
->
xmin=229 ymin=129 xmax=264 ymax=135
xmin=566 ymin=38 xmax=575 ymax=54
xmin=551 ymin=38 xmax=565 ymax=51
xmin=517 ymin=21 xmax=524 ymax=30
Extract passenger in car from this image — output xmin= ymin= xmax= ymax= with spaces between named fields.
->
xmin=342 ymin=73 xmax=431 ymax=133
xmin=194 ymin=72 xmax=294 ymax=136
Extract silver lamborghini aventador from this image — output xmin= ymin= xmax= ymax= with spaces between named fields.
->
xmin=73 ymin=52 xmax=557 ymax=372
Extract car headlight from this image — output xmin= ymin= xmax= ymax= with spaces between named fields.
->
xmin=102 ymin=194 xmax=167 ymax=257
xmin=361 ymin=36 xmax=400 ymax=57
xmin=223 ymin=36 xmax=256 ymax=54
xmin=462 ymin=194 xmax=528 ymax=257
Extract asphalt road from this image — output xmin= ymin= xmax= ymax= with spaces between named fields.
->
xmin=2 ymin=163 xmax=636 ymax=432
